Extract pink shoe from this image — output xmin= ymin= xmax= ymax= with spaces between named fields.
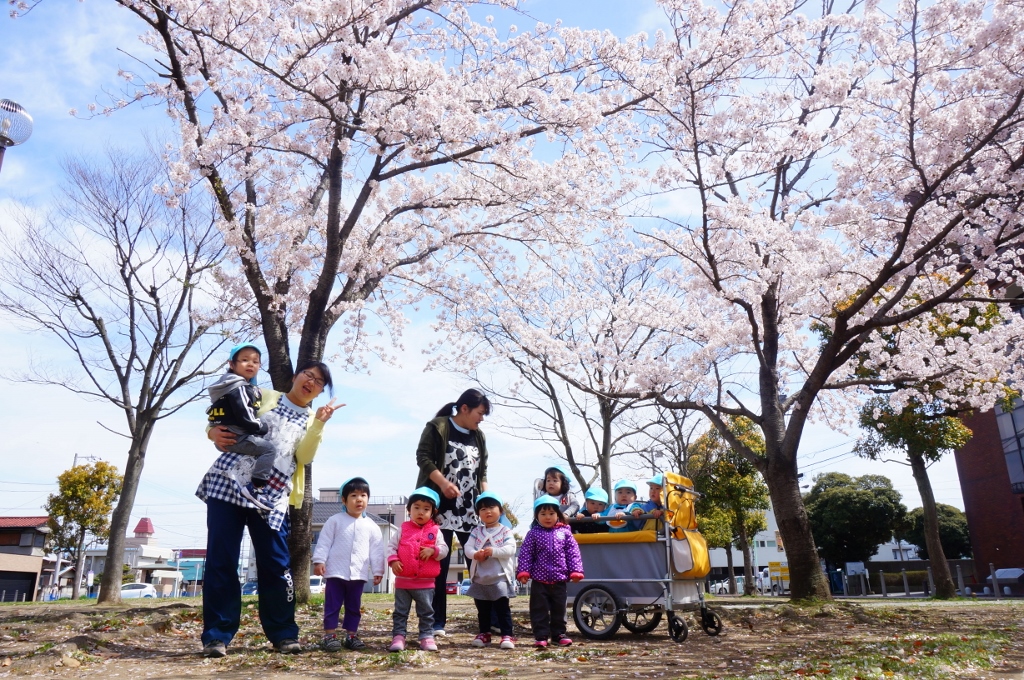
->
xmin=556 ymin=635 xmax=573 ymax=646
xmin=388 ymin=635 xmax=405 ymax=652
xmin=471 ymin=633 xmax=491 ymax=647
xmin=499 ymin=635 xmax=515 ymax=649
xmin=533 ymin=639 xmax=548 ymax=648
xmin=419 ymin=636 xmax=438 ymax=652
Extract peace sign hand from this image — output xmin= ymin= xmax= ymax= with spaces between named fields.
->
xmin=315 ymin=398 xmax=344 ymax=423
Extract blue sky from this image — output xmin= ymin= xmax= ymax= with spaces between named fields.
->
xmin=0 ymin=1 xmax=965 ymax=550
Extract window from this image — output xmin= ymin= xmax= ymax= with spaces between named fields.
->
xmin=767 ymin=540 xmax=776 ymax=548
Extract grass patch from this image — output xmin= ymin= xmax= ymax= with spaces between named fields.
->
xmin=709 ymin=631 xmax=1008 ymax=680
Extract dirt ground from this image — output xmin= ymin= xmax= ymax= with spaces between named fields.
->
xmin=1 ymin=595 xmax=1022 ymax=679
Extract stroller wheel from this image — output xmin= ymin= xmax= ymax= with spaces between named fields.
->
xmin=621 ymin=608 xmax=663 ymax=635
xmin=668 ymin=613 xmax=688 ymax=643
xmin=572 ymin=585 xmax=622 ymax=640
xmin=700 ymin=610 xmax=723 ymax=636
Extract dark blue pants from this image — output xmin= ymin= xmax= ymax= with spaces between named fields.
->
xmin=202 ymin=498 xmax=298 ymax=646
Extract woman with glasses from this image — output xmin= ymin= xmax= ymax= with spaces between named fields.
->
xmin=198 ymin=360 xmax=341 ymax=658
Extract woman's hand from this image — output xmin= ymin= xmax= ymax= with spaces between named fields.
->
xmin=313 ymin=563 xmax=326 ymax=576
xmin=315 ymin=398 xmax=344 ymax=423
xmin=208 ymin=426 xmax=237 ymax=452
xmin=441 ymin=480 xmax=459 ymax=499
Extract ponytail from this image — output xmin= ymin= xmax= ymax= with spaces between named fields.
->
xmin=435 ymin=389 xmax=491 ymax=419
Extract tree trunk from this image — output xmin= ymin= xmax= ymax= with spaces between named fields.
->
xmin=725 ymin=544 xmax=736 ymax=594
xmin=763 ymin=455 xmax=832 ymax=600
xmin=737 ymin=524 xmax=755 ymax=596
xmin=98 ymin=428 xmax=152 ymax=603
xmin=908 ymin=446 xmax=956 ymax=599
xmin=72 ymin=533 xmax=86 ymax=600
xmin=288 ymin=463 xmax=314 ymax=603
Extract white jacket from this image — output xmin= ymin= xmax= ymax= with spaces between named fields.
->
xmin=312 ymin=512 xmax=385 ymax=581
xmin=463 ymin=523 xmax=517 ymax=586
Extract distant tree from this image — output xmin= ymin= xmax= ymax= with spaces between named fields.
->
xmin=804 ymin=473 xmax=907 ymax=569
xmin=45 ymin=462 xmax=123 ymax=599
xmin=692 ymin=418 xmax=770 ymax=596
xmin=0 ymin=149 xmax=234 ymax=603
xmin=904 ymin=505 xmax=972 ymax=561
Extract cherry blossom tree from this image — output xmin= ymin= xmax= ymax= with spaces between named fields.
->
xmin=456 ymin=0 xmax=1024 ymax=600
xmin=83 ymin=0 xmax=643 ymax=599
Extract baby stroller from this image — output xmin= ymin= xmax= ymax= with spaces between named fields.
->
xmin=566 ymin=472 xmax=723 ymax=642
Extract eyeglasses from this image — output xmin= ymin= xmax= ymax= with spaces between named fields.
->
xmin=300 ymin=369 xmax=325 ymax=388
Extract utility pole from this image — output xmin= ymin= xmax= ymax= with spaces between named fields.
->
xmin=73 ymin=453 xmax=100 ymax=467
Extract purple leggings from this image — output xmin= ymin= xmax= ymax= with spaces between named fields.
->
xmin=324 ymin=578 xmax=365 ymax=632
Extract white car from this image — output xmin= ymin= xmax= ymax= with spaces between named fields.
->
xmin=121 ymin=583 xmax=158 ymax=598
xmin=309 ymin=575 xmax=325 ymax=594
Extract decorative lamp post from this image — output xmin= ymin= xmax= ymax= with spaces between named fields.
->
xmin=0 ymin=99 xmax=33 ymax=174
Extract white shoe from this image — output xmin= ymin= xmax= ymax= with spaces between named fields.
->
xmin=432 ymin=628 xmax=446 ymax=638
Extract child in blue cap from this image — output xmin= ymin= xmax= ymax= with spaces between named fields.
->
xmin=602 ymin=479 xmax=644 ymax=532
xmin=464 ymin=491 xmax=517 ymax=649
xmin=533 ymin=465 xmax=580 ymax=517
xmin=572 ymin=487 xmax=610 ymax=534
xmin=631 ymin=474 xmax=666 ymax=532
xmin=206 ymin=343 xmax=277 ymax=510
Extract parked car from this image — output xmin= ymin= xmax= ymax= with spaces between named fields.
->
xmin=121 ymin=583 xmax=157 ymax=599
xmin=241 ymin=581 xmax=258 ymax=596
xmin=309 ymin=575 xmax=325 ymax=594
xmin=459 ymin=578 xmax=472 ymax=595
xmin=445 ymin=581 xmax=458 ymax=595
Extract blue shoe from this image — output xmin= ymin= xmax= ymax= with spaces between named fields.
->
xmin=240 ymin=482 xmax=272 ymax=511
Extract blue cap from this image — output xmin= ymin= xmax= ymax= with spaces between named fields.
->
xmin=534 ymin=494 xmax=561 ymax=510
xmin=544 ymin=465 xmax=573 ymax=486
xmin=584 ymin=488 xmax=608 ymax=504
xmin=409 ymin=486 xmax=440 ymax=508
xmin=229 ymin=342 xmax=262 ymax=361
xmin=613 ymin=479 xmax=638 ymax=493
xmin=647 ymin=474 xmax=665 ymax=487
xmin=340 ymin=477 xmax=369 ymax=495
xmin=475 ymin=491 xmax=504 ymax=510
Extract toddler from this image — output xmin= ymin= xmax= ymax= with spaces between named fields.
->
xmin=572 ymin=487 xmax=610 ymax=534
xmin=533 ymin=465 xmax=580 ymax=517
xmin=312 ymin=477 xmax=385 ymax=651
xmin=516 ymin=495 xmax=584 ymax=648
xmin=603 ymin=479 xmax=644 ymax=532
xmin=632 ymin=474 xmax=666 ymax=531
xmin=464 ymin=492 xmax=517 ymax=649
xmin=206 ymin=343 xmax=277 ymax=510
xmin=386 ymin=487 xmax=449 ymax=653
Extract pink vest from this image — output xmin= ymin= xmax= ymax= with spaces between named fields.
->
xmin=395 ymin=520 xmax=442 ymax=590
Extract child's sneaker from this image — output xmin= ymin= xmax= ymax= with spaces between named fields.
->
xmin=419 ymin=636 xmax=438 ymax=652
xmin=471 ymin=633 xmax=491 ymax=647
xmin=320 ymin=633 xmax=343 ymax=652
xmin=387 ymin=635 xmax=405 ymax=652
xmin=343 ymin=633 xmax=366 ymax=651
xmin=499 ymin=635 xmax=515 ymax=649
xmin=239 ymin=482 xmax=272 ymax=511
xmin=556 ymin=635 xmax=573 ymax=646
xmin=533 ymin=639 xmax=548 ymax=648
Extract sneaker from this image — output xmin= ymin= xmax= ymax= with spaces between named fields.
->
xmin=419 ymin=636 xmax=438 ymax=652
xmin=388 ymin=635 xmax=406 ymax=652
xmin=432 ymin=628 xmax=447 ymax=638
xmin=274 ymin=638 xmax=302 ymax=654
xmin=240 ymin=482 xmax=273 ymax=511
xmin=490 ymin=625 xmax=502 ymax=635
xmin=320 ymin=633 xmax=343 ymax=652
xmin=471 ymin=633 xmax=491 ymax=647
xmin=499 ymin=636 xmax=515 ymax=649
xmin=533 ymin=639 xmax=548 ymax=648
xmin=556 ymin=635 xmax=573 ymax=646
xmin=343 ymin=633 xmax=366 ymax=651
xmin=202 ymin=640 xmax=226 ymax=658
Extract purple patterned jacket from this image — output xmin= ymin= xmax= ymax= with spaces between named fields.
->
xmin=516 ymin=523 xmax=584 ymax=584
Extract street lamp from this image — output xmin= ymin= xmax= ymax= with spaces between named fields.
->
xmin=0 ymin=99 xmax=33 ymax=174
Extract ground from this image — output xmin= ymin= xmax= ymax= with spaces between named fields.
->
xmin=1 ymin=594 xmax=1022 ymax=679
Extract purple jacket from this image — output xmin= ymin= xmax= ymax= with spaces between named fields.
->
xmin=516 ymin=523 xmax=584 ymax=584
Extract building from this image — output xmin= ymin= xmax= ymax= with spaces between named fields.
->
xmin=0 ymin=516 xmax=48 ymax=602
xmin=83 ymin=517 xmax=182 ymax=595
xmin=954 ymin=403 xmax=1024 ymax=580
xmin=706 ymin=503 xmax=788 ymax=581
